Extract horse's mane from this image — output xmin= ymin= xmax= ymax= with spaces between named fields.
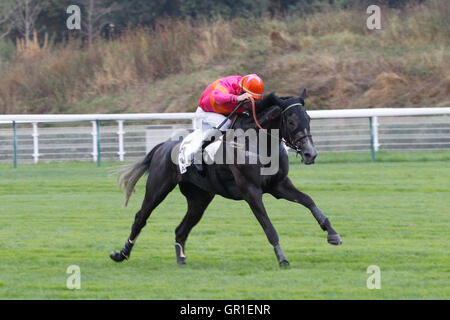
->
xmin=253 ymin=93 xmax=295 ymax=113
xmin=235 ymin=93 xmax=283 ymax=130
xmin=254 ymin=92 xmax=279 ymax=113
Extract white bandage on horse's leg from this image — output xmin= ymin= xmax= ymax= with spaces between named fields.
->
xmin=175 ymin=242 xmax=185 ymax=258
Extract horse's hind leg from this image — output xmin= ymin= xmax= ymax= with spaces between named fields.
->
xmin=110 ymin=170 xmax=177 ymax=262
xmin=269 ymin=177 xmax=342 ymax=245
xmin=174 ymin=182 xmax=214 ymax=265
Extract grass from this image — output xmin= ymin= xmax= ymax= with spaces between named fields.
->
xmin=0 ymin=151 xmax=449 ymax=299
xmin=0 ymin=0 xmax=448 ymax=114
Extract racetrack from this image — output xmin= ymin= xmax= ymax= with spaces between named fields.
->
xmin=1 ymin=151 xmax=449 ymax=299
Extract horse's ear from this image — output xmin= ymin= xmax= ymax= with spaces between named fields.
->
xmin=299 ymin=88 xmax=307 ymax=100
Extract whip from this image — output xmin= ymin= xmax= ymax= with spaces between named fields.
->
xmin=214 ymin=101 xmax=244 ymax=130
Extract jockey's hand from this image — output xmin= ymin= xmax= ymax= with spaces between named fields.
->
xmin=237 ymin=92 xmax=252 ymax=102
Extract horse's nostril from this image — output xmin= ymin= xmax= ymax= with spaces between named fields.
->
xmin=303 ymin=151 xmax=317 ymax=164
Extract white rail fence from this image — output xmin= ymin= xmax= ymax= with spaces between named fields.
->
xmin=0 ymin=108 xmax=449 ymax=167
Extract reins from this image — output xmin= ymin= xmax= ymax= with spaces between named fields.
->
xmin=250 ymin=96 xmax=263 ymax=130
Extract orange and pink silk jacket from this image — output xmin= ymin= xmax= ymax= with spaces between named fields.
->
xmin=198 ymin=75 xmax=246 ymax=115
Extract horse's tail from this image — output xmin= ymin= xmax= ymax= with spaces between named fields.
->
xmin=118 ymin=143 xmax=163 ymax=207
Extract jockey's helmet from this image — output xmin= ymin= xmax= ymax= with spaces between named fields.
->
xmin=239 ymin=74 xmax=264 ymax=99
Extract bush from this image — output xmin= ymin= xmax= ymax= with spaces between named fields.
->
xmin=0 ymin=39 xmax=15 ymax=70
xmin=0 ymin=1 xmax=448 ymax=114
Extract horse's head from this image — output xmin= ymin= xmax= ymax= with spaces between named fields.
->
xmin=274 ymin=89 xmax=318 ymax=165
xmin=235 ymin=90 xmax=317 ymax=164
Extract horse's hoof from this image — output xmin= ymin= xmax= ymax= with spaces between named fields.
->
xmin=110 ymin=251 xmax=127 ymax=262
xmin=327 ymin=233 xmax=342 ymax=246
xmin=177 ymin=257 xmax=186 ymax=265
xmin=279 ymin=260 xmax=290 ymax=267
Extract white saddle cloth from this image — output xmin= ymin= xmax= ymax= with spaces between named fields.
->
xmin=178 ymin=129 xmax=223 ymax=174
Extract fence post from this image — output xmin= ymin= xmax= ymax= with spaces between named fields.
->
xmin=32 ymin=122 xmax=39 ymax=164
xmin=91 ymin=121 xmax=97 ymax=162
xmin=369 ymin=117 xmax=378 ymax=162
xmin=96 ymin=120 xmax=101 ymax=167
xmin=117 ymin=120 xmax=125 ymax=161
xmin=13 ymin=121 xmax=17 ymax=168
xmin=372 ymin=116 xmax=379 ymax=151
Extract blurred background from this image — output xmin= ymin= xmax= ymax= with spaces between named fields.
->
xmin=0 ymin=2 xmax=449 ymax=300
xmin=0 ymin=0 xmax=448 ymax=115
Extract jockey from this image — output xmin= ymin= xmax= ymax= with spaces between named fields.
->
xmin=190 ymin=74 xmax=264 ymax=164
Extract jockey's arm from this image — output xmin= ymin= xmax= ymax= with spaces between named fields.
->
xmin=212 ymin=89 xmax=253 ymax=105
xmin=212 ymin=89 xmax=238 ymax=105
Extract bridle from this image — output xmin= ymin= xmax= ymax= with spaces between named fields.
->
xmin=248 ymin=97 xmax=312 ymax=154
xmin=280 ymin=103 xmax=312 ymax=154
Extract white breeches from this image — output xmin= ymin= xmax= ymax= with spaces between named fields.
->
xmin=193 ymin=107 xmax=231 ymax=131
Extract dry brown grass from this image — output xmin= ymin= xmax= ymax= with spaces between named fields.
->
xmin=0 ymin=1 xmax=448 ymax=114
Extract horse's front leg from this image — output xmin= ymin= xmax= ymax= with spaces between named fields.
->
xmin=269 ymin=177 xmax=342 ymax=245
xmin=239 ymin=183 xmax=290 ymax=267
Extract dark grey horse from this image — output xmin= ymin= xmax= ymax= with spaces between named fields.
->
xmin=110 ymin=91 xmax=342 ymax=266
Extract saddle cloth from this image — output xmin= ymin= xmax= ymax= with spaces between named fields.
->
xmin=178 ymin=129 xmax=223 ymax=174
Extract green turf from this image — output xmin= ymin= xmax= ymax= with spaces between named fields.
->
xmin=0 ymin=151 xmax=449 ymax=299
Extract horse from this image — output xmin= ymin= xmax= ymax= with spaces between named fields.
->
xmin=110 ymin=90 xmax=342 ymax=267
